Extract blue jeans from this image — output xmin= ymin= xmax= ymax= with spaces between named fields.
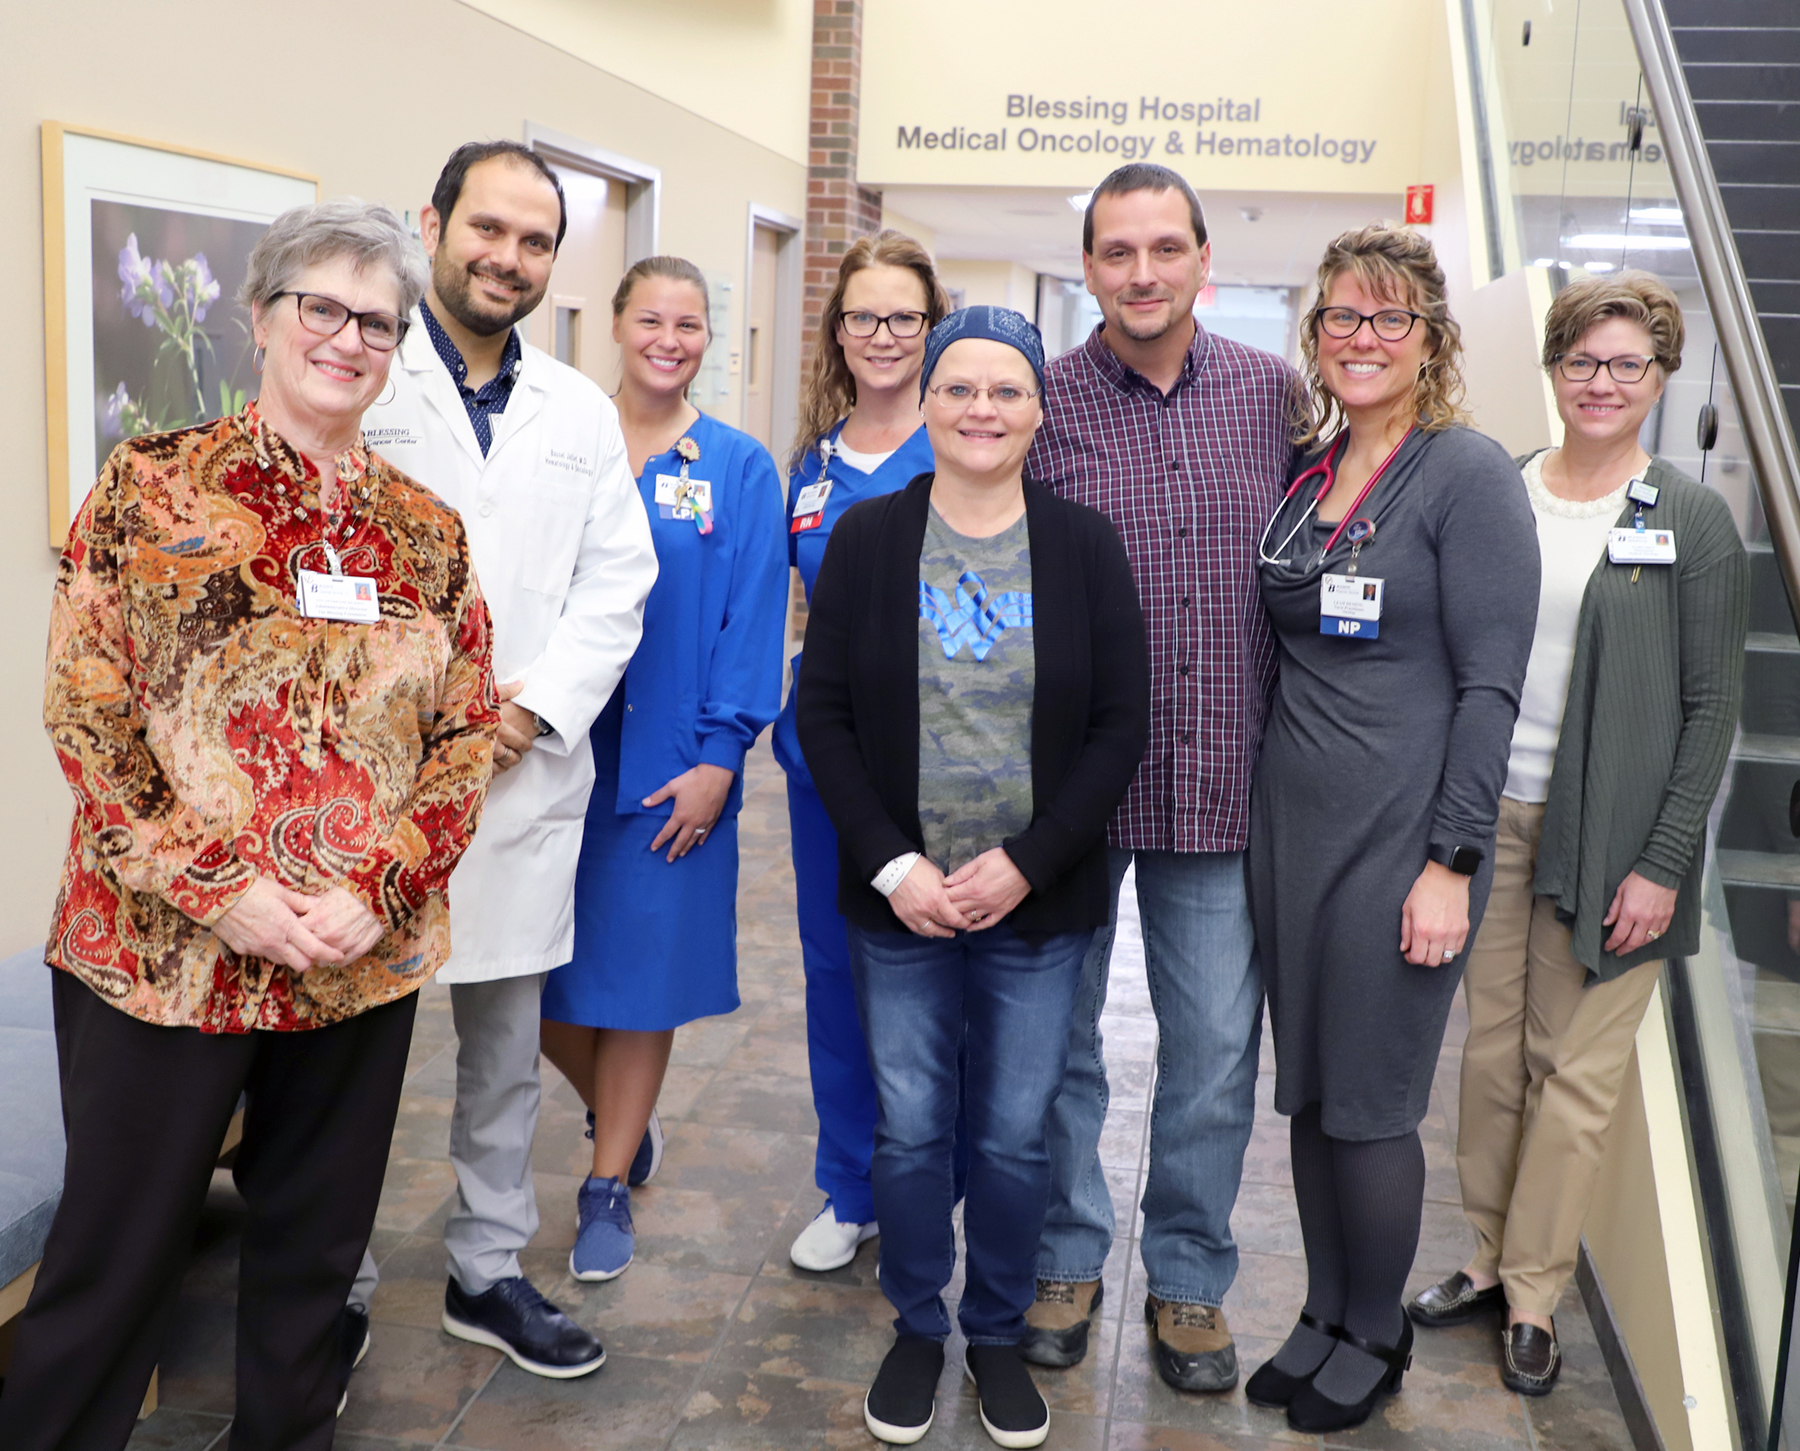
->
xmin=850 ymin=922 xmax=1090 ymax=1344
xmin=1038 ymin=849 xmax=1263 ymax=1305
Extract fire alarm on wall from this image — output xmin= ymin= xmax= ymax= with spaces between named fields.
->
xmin=1404 ymin=184 xmax=1435 ymax=226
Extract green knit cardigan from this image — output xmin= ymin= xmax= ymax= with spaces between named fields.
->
xmin=1525 ymin=453 xmax=1750 ymax=981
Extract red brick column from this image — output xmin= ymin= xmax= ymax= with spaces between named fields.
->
xmin=803 ymin=0 xmax=884 ymax=376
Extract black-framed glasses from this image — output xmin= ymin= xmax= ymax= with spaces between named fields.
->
xmin=925 ymin=382 xmax=1041 ymax=412
xmin=1554 ymin=352 xmax=1656 ymax=384
xmin=274 ymin=292 xmax=409 ymax=352
xmin=1314 ymin=305 xmax=1426 ymax=342
xmin=841 ymin=309 xmax=929 ymax=339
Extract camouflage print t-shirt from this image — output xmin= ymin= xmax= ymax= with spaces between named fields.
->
xmin=917 ymin=506 xmax=1035 ymax=874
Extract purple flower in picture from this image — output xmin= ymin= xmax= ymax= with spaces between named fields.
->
xmin=118 ymin=233 xmax=156 ymax=323
xmin=103 ymin=381 xmax=130 ymax=433
xmin=190 ymin=253 xmax=220 ymax=321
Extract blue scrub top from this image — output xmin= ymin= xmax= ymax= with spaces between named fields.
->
xmin=615 ymin=410 xmax=789 ymax=817
xmin=773 ymin=419 xmax=935 ymax=785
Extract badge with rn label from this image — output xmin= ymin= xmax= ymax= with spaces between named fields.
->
xmin=297 ymin=569 xmax=381 ymax=623
xmin=1320 ymin=572 xmax=1384 ymax=639
xmin=790 ymin=479 xmax=831 ymax=534
xmin=1608 ymin=527 xmax=1676 ymax=564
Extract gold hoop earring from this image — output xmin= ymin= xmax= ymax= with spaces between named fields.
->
xmin=252 ymin=345 xmax=266 ymax=375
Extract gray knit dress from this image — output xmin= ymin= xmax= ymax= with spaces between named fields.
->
xmin=1248 ymin=427 xmax=1539 ymax=1141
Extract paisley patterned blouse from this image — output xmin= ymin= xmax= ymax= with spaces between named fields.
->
xmin=44 ymin=406 xmax=500 ymax=1032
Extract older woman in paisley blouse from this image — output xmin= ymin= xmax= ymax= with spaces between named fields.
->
xmin=0 ymin=200 xmax=499 ymax=1451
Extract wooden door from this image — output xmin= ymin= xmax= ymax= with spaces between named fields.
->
xmin=529 ymin=162 xmax=628 ymax=392
xmin=744 ymin=222 xmax=782 ymax=448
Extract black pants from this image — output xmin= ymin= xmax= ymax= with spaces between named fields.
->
xmin=0 ymin=972 xmax=417 ymax=1451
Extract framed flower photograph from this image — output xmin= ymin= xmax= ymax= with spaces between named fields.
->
xmin=41 ymin=124 xmax=317 ymax=545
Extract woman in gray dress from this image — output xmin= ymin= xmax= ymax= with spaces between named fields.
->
xmin=1243 ymin=225 xmax=1539 ymax=1433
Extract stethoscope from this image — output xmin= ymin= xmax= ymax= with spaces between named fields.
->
xmin=1257 ymin=428 xmax=1414 ymax=570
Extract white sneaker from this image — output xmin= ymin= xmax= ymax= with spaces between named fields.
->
xmin=789 ymin=1202 xmax=878 ymax=1271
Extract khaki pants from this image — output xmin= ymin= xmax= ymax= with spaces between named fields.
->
xmin=1457 ymin=797 xmax=1662 ymax=1317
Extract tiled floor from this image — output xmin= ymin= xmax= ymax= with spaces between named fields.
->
xmin=130 ymin=741 xmax=1635 ymax=1450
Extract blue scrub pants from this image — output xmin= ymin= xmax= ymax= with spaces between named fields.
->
xmin=788 ymin=773 xmax=879 ymax=1224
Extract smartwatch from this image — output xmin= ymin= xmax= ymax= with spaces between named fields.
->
xmin=1428 ymin=843 xmax=1482 ymax=876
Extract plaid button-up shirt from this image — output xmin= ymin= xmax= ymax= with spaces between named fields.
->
xmin=1027 ymin=324 xmax=1300 ymax=853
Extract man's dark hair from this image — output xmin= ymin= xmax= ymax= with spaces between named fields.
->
xmin=431 ymin=141 xmax=567 ymax=251
xmin=1082 ymin=164 xmax=1208 ymax=254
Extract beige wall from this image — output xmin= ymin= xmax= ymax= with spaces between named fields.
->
xmin=938 ymin=260 xmax=1038 ymax=314
xmin=1 ymin=0 xmax=803 ymax=954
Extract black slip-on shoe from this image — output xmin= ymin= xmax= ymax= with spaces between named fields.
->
xmin=442 ymin=1275 xmax=605 ymax=1378
xmin=1144 ymin=1294 xmax=1238 ymax=1393
xmin=1407 ymin=1271 xmax=1506 ymax=1328
xmin=1501 ymin=1320 xmax=1561 ymax=1396
xmin=863 ymin=1335 xmax=944 ymax=1444
xmin=964 ymin=1343 xmax=1049 ymax=1448
xmin=335 ymin=1302 xmax=371 ymax=1416
xmin=1018 ymin=1278 xmax=1103 ymax=1368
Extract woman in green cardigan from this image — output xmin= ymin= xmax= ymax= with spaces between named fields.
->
xmin=1406 ymin=272 xmax=1749 ymax=1395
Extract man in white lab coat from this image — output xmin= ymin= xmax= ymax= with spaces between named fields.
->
xmin=344 ymin=141 xmax=657 ymax=1388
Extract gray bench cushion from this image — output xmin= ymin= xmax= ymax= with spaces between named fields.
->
xmin=0 ymin=949 xmax=62 ymax=1288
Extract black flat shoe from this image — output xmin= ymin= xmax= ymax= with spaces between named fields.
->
xmin=1286 ymin=1315 xmax=1412 ymax=1433
xmin=1408 ymin=1271 xmax=1506 ymax=1328
xmin=1244 ymin=1312 xmax=1342 ymax=1409
xmin=1501 ymin=1320 xmax=1560 ymax=1396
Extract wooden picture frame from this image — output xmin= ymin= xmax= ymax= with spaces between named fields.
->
xmin=41 ymin=124 xmax=317 ymax=546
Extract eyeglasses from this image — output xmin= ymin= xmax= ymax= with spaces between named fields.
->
xmin=274 ymin=292 xmax=409 ymax=352
xmin=925 ymin=382 xmax=1041 ymax=412
xmin=1314 ymin=306 xmax=1426 ymax=342
xmin=841 ymin=309 xmax=929 ymax=339
xmin=1554 ymin=352 xmax=1656 ymax=384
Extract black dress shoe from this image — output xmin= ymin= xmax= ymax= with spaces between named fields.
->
xmin=442 ymin=1275 xmax=605 ymax=1378
xmin=1407 ymin=1271 xmax=1506 ymax=1328
xmin=1244 ymin=1311 xmax=1341 ymax=1409
xmin=1501 ymin=1320 xmax=1560 ymax=1395
xmin=1286 ymin=1314 xmax=1412 ymax=1433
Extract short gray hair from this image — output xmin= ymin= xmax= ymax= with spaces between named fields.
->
xmin=237 ymin=198 xmax=428 ymax=319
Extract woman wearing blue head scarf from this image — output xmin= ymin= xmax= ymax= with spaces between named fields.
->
xmin=799 ymin=307 xmax=1149 ymax=1447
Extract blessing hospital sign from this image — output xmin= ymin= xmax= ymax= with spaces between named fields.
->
xmin=858 ymin=0 xmax=1432 ymax=194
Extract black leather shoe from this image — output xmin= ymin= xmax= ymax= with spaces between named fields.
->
xmin=1286 ymin=1315 xmax=1412 ymax=1433
xmin=1501 ymin=1320 xmax=1560 ymax=1395
xmin=442 ymin=1275 xmax=605 ymax=1378
xmin=1144 ymin=1295 xmax=1238 ymax=1393
xmin=1243 ymin=1311 xmax=1341 ymax=1409
xmin=1407 ymin=1271 xmax=1506 ymax=1328
xmin=1019 ymin=1279 xmax=1103 ymax=1368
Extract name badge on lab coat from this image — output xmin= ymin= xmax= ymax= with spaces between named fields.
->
xmin=790 ymin=479 xmax=831 ymax=533
xmin=297 ymin=569 xmax=381 ymax=623
xmin=1320 ymin=572 xmax=1384 ymax=639
xmin=1608 ymin=527 xmax=1676 ymax=564
xmin=655 ymin=473 xmax=712 ymax=521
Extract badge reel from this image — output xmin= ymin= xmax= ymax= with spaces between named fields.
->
xmin=1607 ymin=478 xmax=1675 ymax=571
xmin=791 ymin=439 xmax=835 ymax=535
xmin=297 ymin=542 xmax=380 ymax=624
xmin=1320 ymin=518 xmax=1383 ymax=639
xmin=654 ymin=472 xmax=714 ymax=523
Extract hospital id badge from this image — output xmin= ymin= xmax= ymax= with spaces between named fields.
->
xmin=655 ymin=473 xmax=712 ymax=521
xmin=1320 ymin=572 xmax=1383 ymax=639
xmin=1608 ymin=527 xmax=1676 ymax=564
xmin=790 ymin=479 xmax=832 ymax=533
xmin=297 ymin=569 xmax=381 ymax=623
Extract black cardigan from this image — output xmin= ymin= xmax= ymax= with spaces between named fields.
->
xmin=796 ymin=474 xmax=1150 ymax=934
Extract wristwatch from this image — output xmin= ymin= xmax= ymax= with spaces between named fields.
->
xmin=532 ymin=713 xmax=555 ymax=738
xmin=1428 ymin=843 xmax=1482 ymax=876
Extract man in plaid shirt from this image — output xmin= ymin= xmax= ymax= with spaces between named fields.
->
xmin=1021 ymin=164 xmax=1301 ymax=1393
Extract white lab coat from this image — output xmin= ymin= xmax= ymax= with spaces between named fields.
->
xmin=362 ymin=318 xmax=657 ymax=983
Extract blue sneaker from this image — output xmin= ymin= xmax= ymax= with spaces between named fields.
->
xmin=572 ymin=1175 xmax=634 ymax=1282
xmin=629 ymin=1108 xmax=665 ymax=1187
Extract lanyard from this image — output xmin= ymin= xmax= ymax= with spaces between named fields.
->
xmin=1259 ymin=428 xmax=1412 ymax=569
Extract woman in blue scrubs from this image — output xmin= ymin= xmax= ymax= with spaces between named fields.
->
xmin=542 ymin=256 xmax=787 ymax=1281
xmin=777 ymin=231 xmax=950 ymax=1271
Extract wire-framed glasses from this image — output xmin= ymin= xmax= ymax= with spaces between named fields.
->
xmin=274 ymin=292 xmax=409 ymax=351
xmin=925 ymin=382 xmax=1041 ymax=411
xmin=841 ymin=309 xmax=928 ymax=339
xmin=1314 ymin=306 xmax=1426 ymax=342
xmin=1554 ymin=352 xmax=1656 ymax=384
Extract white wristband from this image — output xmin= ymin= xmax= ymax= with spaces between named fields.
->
xmin=871 ymin=852 xmax=921 ymax=897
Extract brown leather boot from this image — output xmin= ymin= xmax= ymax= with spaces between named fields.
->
xmin=1144 ymin=1294 xmax=1238 ymax=1392
xmin=1019 ymin=1279 xmax=1103 ymax=1367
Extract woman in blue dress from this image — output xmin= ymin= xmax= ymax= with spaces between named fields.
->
xmin=541 ymin=256 xmax=787 ymax=1281
xmin=776 ymin=231 xmax=951 ymax=1272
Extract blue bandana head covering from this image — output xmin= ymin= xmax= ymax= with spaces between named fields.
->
xmin=920 ymin=305 xmax=1047 ymax=400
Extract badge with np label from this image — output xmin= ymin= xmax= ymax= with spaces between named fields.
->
xmin=790 ymin=479 xmax=832 ymax=534
xmin=1607 ymin=527 xmax=1676 ymax=564
xmin=297 ymin=569 xmax=381 ymax=623
xmin=1320 ymin=572 xmax=1384 ymax=639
